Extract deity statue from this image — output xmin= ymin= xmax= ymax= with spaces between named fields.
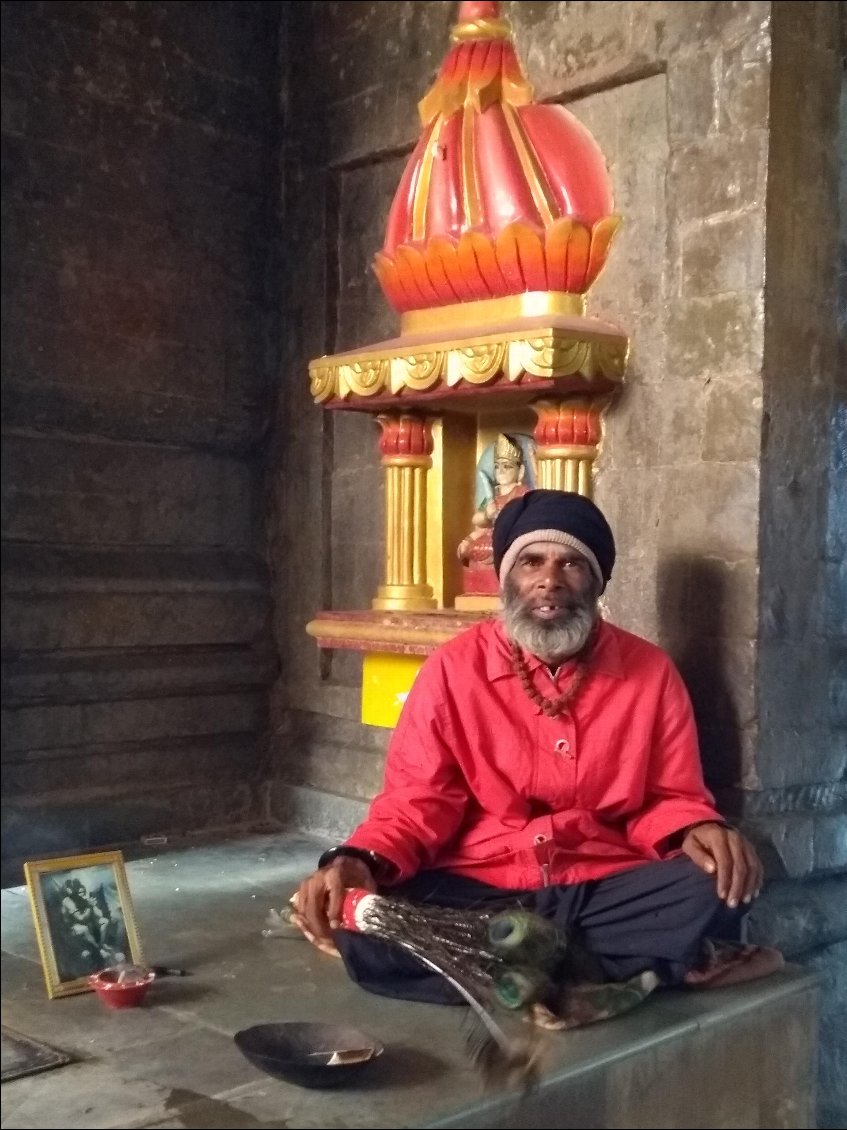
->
xmin=457 ymin=433 xmax=532 ymax=571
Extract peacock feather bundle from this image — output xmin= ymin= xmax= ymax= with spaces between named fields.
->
xmin=340 ymin=888 xmax=574 ymax=1089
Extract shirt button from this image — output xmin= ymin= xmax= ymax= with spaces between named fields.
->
xmin=534 ymin=834 xmax=548 ymax=845
xmin=554 ymin=738 xmax=571 ymax=755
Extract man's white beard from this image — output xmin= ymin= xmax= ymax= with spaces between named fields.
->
xmin=501 ymin=579 xmax=597 ymax=665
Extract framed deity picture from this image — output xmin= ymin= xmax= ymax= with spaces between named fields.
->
xmin=24 ymin=851 xmax=144 ymax=999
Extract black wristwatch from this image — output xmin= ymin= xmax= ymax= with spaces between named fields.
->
xmin=317 ymin=845 xmax=392 ymax=882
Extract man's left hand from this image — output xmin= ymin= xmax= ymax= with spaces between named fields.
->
xmin=681 ymin=822 xmax=763 ymax=907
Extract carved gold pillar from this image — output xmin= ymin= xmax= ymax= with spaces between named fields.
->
xmin=372 ymin=413 xmax=437 ymax=611
xmin=531 ymin=398 xmax=607 ymax=499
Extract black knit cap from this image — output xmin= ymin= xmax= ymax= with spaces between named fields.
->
xmin=492 ymin=489 xmax=616 ymax=592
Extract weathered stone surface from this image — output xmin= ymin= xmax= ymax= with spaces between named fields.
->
xmin=800 ymin=939 xmax=847 ymax=1130
xmin=271 ymin=662 xmax=362 ymax=724
xmin=831 ymin=644 xmax=847 ymax=727
xmin=628 ymin=1 xmax=772 ymax=60
xmin=698 ymin=723 xmax=758 ymax=790
xmin=329 ymin=509 xmax=382 ymax=607
xmin=656 ymin=461 xmax=760 ymax=561
xmin=2 ymin=435 xmax=261 ymax=548
xmin=701 ymin=374 xmax=764 ymax=462
xmin=2 ymin=691 xmax=264 ymax=755
xmin=3 ymin=588 xmax=269 ymax=651
xmin=596 ymin=549 xmax=659 ymax=638
xmin=2 ymin=380 xmax=268 ymax=452
xmin=666 ymin=292 xmax=764 ymax=383
xmin=1 ymin=0 xmax=281 ymax=869
xmin=296 ymin=1 xmax=451 ymax=165
xmin=682 ymin=213 xmax=766 ymax=298
xmin=667 ymin=50 xmax=719 ymax=143
xmin=676 ymin=635 xmax=758 ymax=724
xmin=596 ymin=473 xmax=662 ymax=572
xmin=749 ymin=881 xmax=846 ymax=1128
xmin=272 ymin=709 xmax=389 ymax=800
xmin=751 ymin=720 xmax=847 ymax=793
xmin=751 ymin=8 xmax=842 ymax=915
xmin=2 ymin=769 xmax=264 ymax=876
xmin=268 ymin=781 xmax=367 ymax=845
xmin=669 ymin=131 xmax=768 ymax=227
xmin=720 ymin=40 xmax=771 ymax=133
xmin=723 ymin=782 xmax=847 ymax=819
xmin=2 ymin=644 xmax=277 ymax=706
xmin=750 ymin=812 xmax=819 ymax=880
xmin=679 ymin=556 xmax=760 ymax=641
xmin=3 ymin=729 xmax=266 ymax=797
xmin=749 ymin=875 xmax=847 ymax=957
xmin=335 ymin=159 xmax=407 ymax=351
xmin=512 ymin=4 xmax=630 ymax=96
xmin=581 ymin=74 xmax=668 ymax=333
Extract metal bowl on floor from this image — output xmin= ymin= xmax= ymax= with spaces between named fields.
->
xmin=234 ymin=1021 xmax=384 ymax=1089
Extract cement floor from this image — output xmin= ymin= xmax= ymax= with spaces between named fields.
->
xmin=0 ymin=833 xmax=819 ymax=1130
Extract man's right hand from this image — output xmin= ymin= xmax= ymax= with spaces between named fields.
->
xmin=293 ymin=857 xmax=376 ymax=945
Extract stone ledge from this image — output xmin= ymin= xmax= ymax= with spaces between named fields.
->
xmin=415 ymin=967 xmax=820 ymax=1129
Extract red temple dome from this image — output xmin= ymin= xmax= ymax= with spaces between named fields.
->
xmin=374 ymin=1 xmax=619 ymax=314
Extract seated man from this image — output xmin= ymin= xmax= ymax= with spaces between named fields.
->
xmin=295 ymin=489 xmax=763 ymax=1002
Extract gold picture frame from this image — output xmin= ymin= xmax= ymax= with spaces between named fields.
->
xmin=24 ymin=851 xmax=144 ymax=999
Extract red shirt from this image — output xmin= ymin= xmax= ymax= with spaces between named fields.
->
xmin=347 ymin=618 xmax=722 ymax=889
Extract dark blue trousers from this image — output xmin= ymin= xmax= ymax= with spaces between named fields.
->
xmin=333 ymin=856 xmax=747 ymax=1004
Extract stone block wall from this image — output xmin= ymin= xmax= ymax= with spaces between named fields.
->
xmin=267 ymin=3 xmax=845 ymax=1123
xmin=1 ymin=0 xmax=282 ymax=881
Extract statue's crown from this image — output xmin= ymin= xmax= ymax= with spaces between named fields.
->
xmin=494 ymin=433 xmax=522 ymax=462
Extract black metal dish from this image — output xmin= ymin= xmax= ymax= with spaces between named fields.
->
xmin=234 ymin=1021 xmax=384 ymax=1089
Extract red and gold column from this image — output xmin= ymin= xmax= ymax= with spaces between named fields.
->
xmin=531 ymin=397 xmax=607 ymax=498
xmin=372 ymin=413 xmax=437 ymax=611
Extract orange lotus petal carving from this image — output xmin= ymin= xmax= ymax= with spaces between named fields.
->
xmin=373 ymin=253 xmax=406 ymax=310
xmin=422 ymin=240 xmax=461 ymax=305
xmin=455 ymin=232 xmax=493 ymax=300
xmin=586 ymin=215 xmax=622 ymax=288
xmin=513 ymin=223 xmax=547 ymax=291
xmin=544 ymin=218 xmax=573 ymax=293
xmin=463 ymin=230 xmax=510 ymax=295
xmin=430 ymin=236 xmax=474 ymax=303
xmin=565 ymin=222 xmax=592 ymax=292
xmin=394 ymin=253 xmax=430 ymax=309
xmin=494 ymin=223 xmax=527 ymax=292
xmin=375 ymin=216 xmax=619 ymax=311
xmin=396 ymin=245 xmax=442 ymax=307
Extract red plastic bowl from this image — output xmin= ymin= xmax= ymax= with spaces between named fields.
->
xmin=89 ymin=966 xmax=156 ymax=1009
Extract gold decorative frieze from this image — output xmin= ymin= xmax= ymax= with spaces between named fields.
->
xmin=447 ymin=341 xmax=507 ymax=386
xmin=594 ymin=339 xmax=628 ymax=381
xmin=341 ymin=358 xmax=390 ymax=398
xmin=509 ymin=335 xmax=589 ymax=381
xmin=309 ymin=363 xmax=335 ymax=403
xmin=390 ymin=352 xmax=446 ymax=394
xmin=309 ymin=318 xmax=628 ymax=407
